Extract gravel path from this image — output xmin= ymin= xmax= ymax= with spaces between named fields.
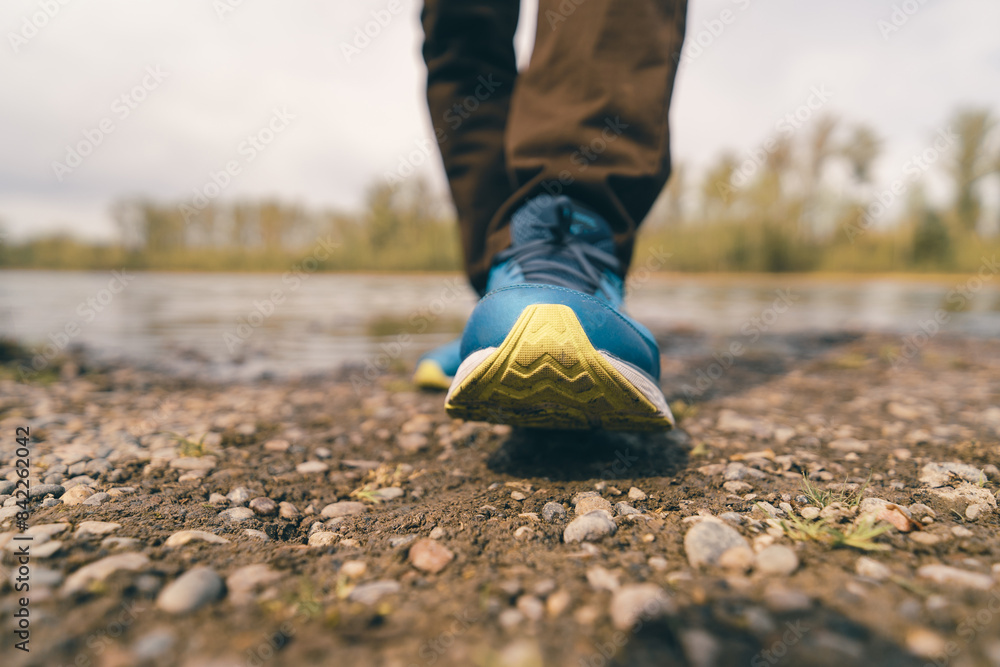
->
xmin=1 ymin=331 xmax=999 ymax=667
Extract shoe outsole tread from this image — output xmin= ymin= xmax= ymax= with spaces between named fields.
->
xmin=445 ymin=304 xmax=673 ymax=431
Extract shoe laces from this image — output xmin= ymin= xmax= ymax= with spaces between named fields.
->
xmin=495 ymin=200 xmax=622 ymax=296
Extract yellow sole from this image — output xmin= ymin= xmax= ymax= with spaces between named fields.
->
xmin=413 ymin=359 xmax=453 ymax=391
xmin=445 ymin=304 xmax=673 ymax=431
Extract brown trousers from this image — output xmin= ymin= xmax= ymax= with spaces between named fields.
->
xmin=421 ymin=0 xmax=688 ymax=294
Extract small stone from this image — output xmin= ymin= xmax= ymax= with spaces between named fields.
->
xmin=349 ymin=580 xmax=401 ymax=605
xmin=563 ymin=511 xmax=617 ymax=543
xmin=169 ymin=456 xmax=217 ymax=471
xmin=61 ymin=485 xmax=95 ymax=506
xmin=763 ymin=587 xmax=811 ymax=612
xmin=510 ymin=491 xmax=527 ymax=501
xmin=917 ymin=564 xmax=993 ymax=590
xmin=575 ymin=495 xmax=613 ymax=515
xmin=226 ymin=564 xmax=283 ymax=605
xmin=389 ymin=534 xmax=417 ymax=548
xmin=723 ymin=481 xmax=753 ymax=493
xmin=920 ymin=462 xmax=986 ymax=488
xmin=906 ymin=628 xmax=947 ymax=659
xmin=341 ymin=560 xmax=367 ymax=578
xmin=614 ymin=502 xmax=640 ymax=516
xmin=75 ymin=521 xmax=121 ymax=538
xmin=800 ymin=507 xmax=821 ymax=520
xmin=29 ymin=484 xmax=65 ymax=499
xmin=157 ymin=567 xmax=224 ymax=614
xmin=132 ymin=629 xmax=176 ymax=662
xmin=966 ymin=504 xmax=986 ymax=521
xmin=219 ymin=507 xmax=255 ymax=523
xmin=718 ymin=546 xmax=755 ymax=572
xmin=609 ymin=584 xmax=675 ymax=631
xmin=516 ymin=595 xmax=545 ymax=622
xmin=514 ymin=526 xmax=534 ymax=540
xmin=628 ymin=487 xmax=648 ymax=501
xmin=498 ymin=608 xmax=524 ymax=631
xmin=321 ymin=501 xmax=367 ymax=518
xmin=684 ymin=518 xmax=750 ymax=569
xmin=586 ymin=566 xmax=620 ymax=592
xmin=209 ymin=493 xmax=227 ymax=504
xmin=164 ymin=530 xmax=229 ymax=547
xmin=828 ymin=437 xmax=869 ymax=453
xmin=372 ymin=487 xmax=404 ymax=502
xmin=546 ymin=590 xmax=571 ymax=617
xmin=83 ymin=492 xmax=110 ymax=506
xmin=951 ymin=526 xmax=974 ymax=538
xmin=296 ymin=461 xmax=329 ymax=474
xmin=278 ymin=502 xmax=300 ymax=519
xmin=680 ymin=628 xmax=721 ymax=667
xmin=397 ymin=433 xmax=429 ymax=452
xmin=227 ymin=487 xmax=252 ymax=505
xmin=409 ymin=538 xmax=454 ymax=574
xmin=755 ymin=545 xmax=799 ymax=576
xmin=910 ymin=532 xmax=943 ymax=546
xmin=62 ymin=553 xmax=150 ymax=595
xmin=264 ymin=439 xmax=290 ymax=452
xmin=648 ymin=556 xmax=668 ymax=571
xmin=855 ymin=556 xmax=891 ymax=581
xmin=244 ymin=529 xmax=269 ymax=541
xmin=102 ymin=537 xmax=141 ymax=550
xmin=541 ymin=502 xmax=566 ymax=522
xmin=429 ymin=526 xmax=447 ymax=539
xmin=24 ymin=523 xmax=70 ymax=539
xmin=887 ymin=402 xmax=921 ymax=421
xmin=308 ymin=532 xmax=338 ymax=547
xmin=249 ymin=497 xmax=277 ymax=516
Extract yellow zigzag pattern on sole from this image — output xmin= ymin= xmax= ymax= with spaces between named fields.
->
xmin=445 ymin=303 xmax=670 ymax=431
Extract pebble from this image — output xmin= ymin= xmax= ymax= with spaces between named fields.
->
xmin=102 ymin=537 xmax=141 ymax=550
xmin=680 ymin=628 xmax=721 ymax=667
xmin=40 ymin=498 xmax=60 ymax=507
xmin=248 ymin=497 xmax=277 ymax=516
xmin=498 ymin=608 xmax=524 ymax=631
xmin=966 ymin=504 xmax=985 ymax=521
xmin=244 ymin=529 xmax=269 ymax=541
xmin=227 ymin=487 xmax=252 ymax=505
xmin=575 ymin=495 xmax=613 ymax=515
xmin=165 ymin=530 xmax=230 ymax=547
xmin=906 ymin=628 xmax=947 ymax=659
xmin=614 ymin=502 xmax=640 ymax=516
xmin=263 ymin=439 xmax=290 ymax=452
xmin=920 ymin=462 xmax=986 ymax=487
xmin=684 ymin=517 xmax=750 ymax=569
xmin=628 ymin=487 xmax=647 ymax=501
xmin=308 ymin=532 xmax=338 ymax=547
xmin=563 ymin=511 xmax=617 ymax=543
xmin=209 ymin=493 xmax=227 ymax=504
xmin=296 ymin=461 xmax=329 ymax=474
xmin=718 ymin=545 xmax=755 ymax=572
xmin=723 ymin=481 xmax=753 ymax=493
xmin=29 ymin=484 xmax=65 ymax=499
xmin=828 ymin=437 xmax=870 ymax=453
xmin=798 ymin=506 xmax=820 ymax=520
xmin=0 ymin=481 xmax=15 ymax=495
xmin=348 ymin=580 xmax=401 ymax=605
xmin=514 ymin=526 xmax=534 ymax=540
xmin=910 ymin=532 xmax=943 ymax=546
xmin=429 ymin=526 xmax=447 ymax=539
xmin=855 ymin=556 xmax=891 ymax=581
xmin=321 ymin=501 xmax=367 ymax=518
xmin=510 ymin=490 xmax=526 ymax=501
xmin=586 ymin=566 xmax=620 ymax=591
xmin=763 ymin=587 xmax=811 ymax=612
xmin=408 ymin=538 xmax=454 ymax=573
xmin=132 ymin=629 xmax=176 ymax=662
xmin=169 ymin=456 xmax=217 ymax=471
xmin=341 ymin=560 xmax=367 ymax=578
xmin=157 ymin=567 xmax=224 ymax=614
xmin=516 ymin=595 xmax=545 ymax=622
xmin=609 ymin=584 xmax=675 ymax=631
xmin=754 ymin=545 xmax=799 ymax=576
xmin=218 ymin=507 xmax=255 ymax=523
xmin=917 ymin=564 xmax=993 ymax=590
xmin=397 ymin=433 xmax=429 ymax=452
xmin=541 ymin=502 xmax=566 ymax=522
xmin=83 ymin=492 xmax=110 ymax=506
xmin=226 ymin=564 xmax=283 ymax=605
xmin=389 ymin=534 xmax=417 ymax=548
xmin=373 ymin=487 xmax=404 ymax=502
xmin=61 ymin=485 xmax=95 ymax=505
xmin=62 ymin=552 xmax=150 ymax=595
xmin=546 ymin=589 xmax=571 ymax=617
xmin=74 ymin=521 xmax=121 ymax=537
xmin=278 ymin=502 xmax=300 ymax=519
xmin=648 ymin=556 xmax=668 ymax=571
xmin=951 ymin=526 xmax=974 ymax=538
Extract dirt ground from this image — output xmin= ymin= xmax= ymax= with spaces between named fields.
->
xmin=1 ymin=329 xmax=999 ymax=667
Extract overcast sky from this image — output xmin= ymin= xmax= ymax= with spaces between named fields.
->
xmin=1 ymin=0 xmax=998 ymax=241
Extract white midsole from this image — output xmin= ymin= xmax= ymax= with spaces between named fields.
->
xmin=446 ymin=345 xmax=673 ymax=422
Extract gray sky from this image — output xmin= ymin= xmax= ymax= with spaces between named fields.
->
xmin=1 ymin=0 xmax=998 ymax=241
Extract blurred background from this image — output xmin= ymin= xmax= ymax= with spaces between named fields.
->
xmin=1 ymin=0 xmax=999 ymax=377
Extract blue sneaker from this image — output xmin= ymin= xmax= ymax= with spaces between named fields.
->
xmin=443 ymin=194 xmax=674 ymax=431
xmin=413 ymin=338 xmax=461 ymax=391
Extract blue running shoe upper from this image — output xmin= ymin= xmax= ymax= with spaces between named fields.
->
xmin=462 ymin=194 xmax=662 ymax=382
